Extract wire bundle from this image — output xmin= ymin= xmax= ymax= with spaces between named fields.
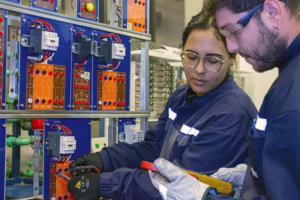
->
xmin=116 ymin=5 xmax=122 ymax=20
xmin=50 ymin=124 xmax=73 ymax=163
xmin=27 ymin=20 xmax=55 ymax=63
xmin=98 ymin=33 xmax=122 ymax=71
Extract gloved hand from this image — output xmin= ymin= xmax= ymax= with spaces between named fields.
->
xmin=69 ymin=153 xmax=104 ymax=177
xmin=67 ymin=173 xmax=100 ymax=200
xmin=149 ymin=158 xmax=217 ymax=200
xmin=210 ymin=164 xmax=247 ymax=198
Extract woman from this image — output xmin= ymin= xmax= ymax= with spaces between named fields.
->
xmin=67 ymin=12 xmax=257 ymax=200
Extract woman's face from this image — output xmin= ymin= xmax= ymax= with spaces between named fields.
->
xmin=183 ymin=29 xmax=233 ymax=95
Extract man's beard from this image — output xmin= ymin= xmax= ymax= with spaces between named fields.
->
xmin=252 ymin=19 xmax=288 ymax=72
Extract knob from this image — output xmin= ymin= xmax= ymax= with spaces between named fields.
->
xmin=118 ymin=101 xmax=121 ymax=106
xmin=0 ymin=32 xmax=3 ymax=37
xmin=104 ymin=101 xmax=107 ymax=105
xmin=113 ymin=77 xmax=117 ymax=81
xmin=113 ymin=102 xmax=116 ymax=106
xmin=108 ymin=101 xmax=112 ymax=105
xmin=104 ymin=76 xmax=107 ymax=80
xmin=122 ymin=78 xmax=126 ymax=82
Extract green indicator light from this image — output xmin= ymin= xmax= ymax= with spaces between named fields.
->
xmin=95 ymin=143 xmax=100 ymax=148
xmin=11 ymin=71 xmax=14 ymax=75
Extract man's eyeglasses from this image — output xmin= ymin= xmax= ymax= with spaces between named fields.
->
xmin=220 ymin=0 xmax=286 ymax=41
xmin=180 ymin=51 xmax=230 ymax=73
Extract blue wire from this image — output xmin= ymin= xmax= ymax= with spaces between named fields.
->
xmin=116 ymin=13 xmax=122 ymax=20
xmin=31 ymin=21 xmax=44 ymax=29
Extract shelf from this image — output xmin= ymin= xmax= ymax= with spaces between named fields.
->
xmin=0 ymin=1 xmax=151 ymax=41
xmin=0 ymin=110 xmax=150 ymax=119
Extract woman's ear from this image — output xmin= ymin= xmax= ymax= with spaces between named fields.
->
xmin=230 ymin=58 xmax=236 ymax=66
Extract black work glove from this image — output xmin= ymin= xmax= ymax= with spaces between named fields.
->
xmin=67 ymin=173 xmax=100 ymax=200
xmin=69 ymin=153 xmax=104 ymax=177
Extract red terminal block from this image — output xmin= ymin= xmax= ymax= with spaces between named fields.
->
xmin=142 ymin=25 xmax=145 ymax=29
xmin=75 ymin=73 xmax=79 ymax=78
xmin=113 ymin=77 xmax=117 ymax=82
xmin=81 ymin=7 xmax=86 ymax=11
xmin=60 ymin=72 xmax=65 ymax=77
xmin=0 ymin=65 xmax=2 ymax=70
xmin=99 ymin=76 xmax=103 ymax=80
xmin=122 ymin=78 xmax=126 ymax=82
xmin=85 ymin=100 xmax=89 ymax=105
xmin=48 ymin=99 xmax=52 ymax=104
xmin=0 ymin=18 xmax=3 ymax=23
xmin=142 ymin=2 xmax=145 ymax=6
xmin=75 ymin=100 xmax=79 ymax=105
xmin=118 ymin=77 xmax=122 ymax=82
xmin=75 ymin=84 xmax=79 ymax=89
xmin=55 ymin=71 xmax=59 ymax=76
xmin=54 ymin=99 xmax=58 ymax=104
xmin=122 ymin=102 xmax=125 ymax=106
xmin=118 ymin=101 xmax=121 ymax=106
xmin=0 ymin=99 xmax=2 ymax=103
xmin=0 ymin=32 xmax=3 ymax=37
xmin=113 ymin=102 xmax=116 ymax=106
xmin=48 ymin=71 xmax=53 ymax=76
xmin=60 ymin=99 xmax=64 ymax=104
xmin=0 ymin=51 xmax=3 ymax=56
xmin=28 ymin=69 xmax=33 ymax=74
xmin=86 ymin=85 xmax=90 ymax=89
xmin=0 ymin=84 xmax=2 ymax=89
xmin=52 ymin=169 xmax=56 ymax=174
xmin=80 ymin=100 xmax=84 ymax=105
xmin=50 ymin=0 xmax=54 ymax=3
xmin=80 ymin=84 xmax=85 ymax=89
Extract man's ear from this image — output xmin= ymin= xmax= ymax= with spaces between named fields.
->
xmin=263 ymin=0 xmax=283 ymax=28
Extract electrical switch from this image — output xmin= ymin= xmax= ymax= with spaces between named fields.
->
xmin=86 ymin=3 xmax=94 ymax=12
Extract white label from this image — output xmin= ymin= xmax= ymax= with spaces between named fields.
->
xmin=127 ymin=23 xmax=132 ymax=30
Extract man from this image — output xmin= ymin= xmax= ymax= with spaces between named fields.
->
xmin=150 ymin=0 xmax=300 ymax=199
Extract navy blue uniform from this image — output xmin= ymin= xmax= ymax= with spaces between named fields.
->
xmin=207 ymin=34 xmax=300 ymax=200
xmin=98 ymin=75 xmax=257 ymax=200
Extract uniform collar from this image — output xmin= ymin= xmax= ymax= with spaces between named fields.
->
xmin=276 ymin=33 xmax=300 ymax=74
xmin=185 ymin=75 xmax=234 ymax=107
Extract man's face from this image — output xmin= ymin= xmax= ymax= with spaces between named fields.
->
xmin=216 ymin=8 xmax=288 ymax=72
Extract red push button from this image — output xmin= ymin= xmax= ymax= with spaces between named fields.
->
xmin=80 ymin=84 xmax=84 ymax=89
xmin=75 ymin=73 xmax=79 ymax=78
xmin=48 ymin=71 xmax=53 ymax=76
xmin=54 ymin=99 xmax=58 ymax=104
xmin=0 ymin=18 xmax=3 ymax=23
xmin=122 ymin=78 xmax=126 ymax=82
xmin=60 ymin=72 xmax=65 ymax=77
xmin=75 ymin=100 xmax=79 ymax=105
xmin=86 ymin=85 xmax=90 ymax=89
xmin=85 ymin=100 xmax=89 ymax=105
xmin=99 ymin=76 xmax=103 ymax=80
xmin=55 ymin=71 xmax=59 ymax=76
xmin=80 ymin=100 xmax=84 ymax=105
xmin=81 ymin=7 xmax=85 ymax=11
xmin=92 ymin=10 xmax=96 ymax=14
xmin=48 ymin=99 xmax=52 ymax=104
xmin=118 ymin=101 xmax=121 ymax=106
xmin=122 ymin=102 xmax=125 ymax=106
xmin=60 ymin=99 xmax=64 ymax=104
xmin=28 ymin=69 xmax=33 ymax=74
xmin=75 ymin=84 xmax=79 ymax=88
xmin=0 ymin=32 xmax=3 ymax=37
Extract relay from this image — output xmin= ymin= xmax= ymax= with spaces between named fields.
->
xmin=46 ymin=132 xmax=76 ymax=157
xmin=99 ymin=41 xmax=125 ymax=64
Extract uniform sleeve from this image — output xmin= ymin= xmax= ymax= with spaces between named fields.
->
xmin=172 ymin=107 xmax=251 ymax=175
xmin=99 ymin=168 xmax=161 ymax=200
xmin=99 ymin=93 xmax=174 ymax=172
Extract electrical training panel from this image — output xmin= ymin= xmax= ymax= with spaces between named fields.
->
xmin=123 ymin=0 xmax=148 ymax=33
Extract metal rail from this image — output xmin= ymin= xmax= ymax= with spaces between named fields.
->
xmin=0 ymin=110 xmax=150 ymax=119
xmin=0 ymin=1 xmax=151 ymax=41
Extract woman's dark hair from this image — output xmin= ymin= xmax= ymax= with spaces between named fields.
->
xmin=180 ymin=12 xmax=237 ymax=59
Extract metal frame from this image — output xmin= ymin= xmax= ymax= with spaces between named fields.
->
xmin=0 ymin=110 xmax=150 ymax=119
xmin=0 ymin=1 xmax=151 ymax=41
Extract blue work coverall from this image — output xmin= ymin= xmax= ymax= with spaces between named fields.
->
xmin=98 ymin=75 xmax=257 ymax=199
xmin=207 ymin=34 xmax=300 ymax=200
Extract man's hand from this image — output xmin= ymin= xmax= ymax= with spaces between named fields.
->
xmin=67 ymin=173 xmax=100 ymax=200
xmin=149 ymin=158 xmax=217 ymax=200
xmin=211 ymin=164 xmax=247 ymax=198
xmin=69 ymin=153 xmax=104 ymax=177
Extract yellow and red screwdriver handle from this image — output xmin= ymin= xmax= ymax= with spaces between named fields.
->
xmin=141 ymin=161 xmax=233 ymax=195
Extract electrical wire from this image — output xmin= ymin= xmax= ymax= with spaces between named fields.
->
xmin=71 ymin=0 xmax=76 ymax=11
